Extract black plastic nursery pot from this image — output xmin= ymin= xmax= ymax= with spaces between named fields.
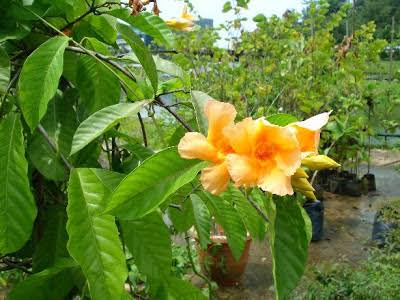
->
xmin=372 ymin=211 xmax=398 ymax=247
xmin=316 ymin=169 xmax=337 ymax=188
xmin=362 ymin=173 xmax=376 ymax=192
xmin=328 ymin=177 xmax=346 ymax=194
xmin=303 ymin=200 xmax=324 ymax=242
xmin=343 ymin=179 xmax=363 ymax=197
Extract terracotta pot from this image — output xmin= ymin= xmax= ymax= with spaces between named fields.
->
xmin=198 ymin=235 xmax=252 ymax=287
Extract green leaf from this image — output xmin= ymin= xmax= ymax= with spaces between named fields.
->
xmin=118 ymin=23 xmax=158 ymax=92
xmin=0 ymin=46 xmax=10 ymax=94
xmin=87 ymin=15 xmax=117 ymax=45
xmin=266 ymin=114 xmax=298 ymax=126
xmin=266 ymin=196 xmax=310 ymax=300
xmin=18 ymin=36 xmax=69 ymax=130
xmin=122 ymin=212 xmax=171 ymax=279
xmin=253 ymin=13 xmax=267 ymax=23
xmin=191 ymin=91 xmax=214 ymax=134
xmin=7 ymin=258 xmax=77 ymax=300
xmin=106 ymin=147 xmax=205 ymax=220
xmin=222 ymin=1 xmax=232 ymax=13
xmin=151 ymin=276 xmax=206 ymax=300
xmin=107 ymin=9 xmax=175 ymax=48
xmin=66 ymin=168 xmax=127 ymax=300
xmin=70 ymin=101 xmax=148 ymax=156
xmin=226 ymin=186 xmax=266 ymax=241
xmin=190 ymin=194 xmax=210 ymax=249
xmin=76 ymin=50 xmax=121 ymax=117
xmin=0 ymin=113 xmax=37 ymax=255
xmin=153 ymin=55 xmax=190 ymax=86
xmin=28 ymin=91 xmax=78 ymax=181
xmin=33 ymin=205 xmax=69 ymax=272
xmin=120 ymin=140 xmax=154 ymax=162
xmin=201 ymin=191 xmax=247 ymax=261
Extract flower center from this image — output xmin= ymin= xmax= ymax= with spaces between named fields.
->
xmin=255 ymin=142 xmax=275 ymax=160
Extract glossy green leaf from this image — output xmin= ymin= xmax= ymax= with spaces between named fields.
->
xmin=87 ymin=15 xmax=117 ymax=45
xmin=107 ymin=9 xmax=175 ymax=48
xmin=33 ymin=206 xmax=69 ymax=272
xmin=191 ymin=91 xmax=214 ymax=134
xmin=67 ymin=168 xmax=127 ymax=300
xmin=202 ymin=191 xmax=247 ymax=261
xmin=0 ymin=46 xmax=10 ymax=94
xmin=226 ymin=186 xmax=266 ymax=241
xmin=190 ymin=194 xmax=211 ymax=249
xmin=266 ymin=113 xmax=298 ymax=126
xmin=76 ymin=50 xmax=121 ymax=117
xmin=28 ymin=91 xmax=78 ymax=180
xmin=122 ymin=212 xmax=171 ymax=279
xmin=18 ymin=36 xmax=69 ymax=129
xmin=265 ymin=196 xmax=311 ymax=300
xmin=7 ymin=258 xmax=77 ymax=300
xmin=70 ymin=101 xmax=148 ymax=156
xmin=0 ymin=113 xmax=37 ymax=255
xmin=151 ymin=276 xmax=206 ymax=300
xmin=106 ymin=147 xmax=205 ymax=220
xmin=118 ymin=23 xmax=158 ymax=92
xmin=167 ymin=184 xmax=195 ymax=233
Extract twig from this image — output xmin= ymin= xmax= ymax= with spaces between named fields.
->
xmin=60 ymin=1 xmax=123 ymax=31
xmin=0 ymin=258 xmax=33 ymax=274
xmin=184 ymin=234 xmax=213 ymax=299
xmin=66 ymin=46 xmax=136 ymax=82
xmin=247 ymin=195 xmax=269 ymax=223
xmin=137 ymin=112 xmax=148 ymax=147
xmin=37 ymin=124 xmax=73 ymax=170
xmin=155 ymin=97 xmax=193 ymax=132
xmin=0 ymin=69 xmax=21 ymax=116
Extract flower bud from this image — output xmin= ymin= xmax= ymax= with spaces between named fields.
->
xmin=292 ymin=177 xmax=315 ymax=192
xmin=293 ymin=168 xmax=309 ymax=179
xmin=301 ymin=155 xmax=340 ymax=170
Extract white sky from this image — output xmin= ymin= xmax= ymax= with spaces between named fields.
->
xmin=159 ymin=0 xmax=305 ymax=31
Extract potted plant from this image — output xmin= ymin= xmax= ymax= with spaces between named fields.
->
xmin=198 ymin=232 xmax=253 ymax=287
xmin=372 ymin=198 xmax=400 ymax=246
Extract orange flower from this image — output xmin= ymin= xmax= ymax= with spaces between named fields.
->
xmin=178 ymin=100 xmax=236 ymax=195
xmin=224 ymin=118 xmax=302 ymax=196
xmin=287 ymin=112 xmax=331 ymax=158
xmin=165 ymin=4 xmax=195 ymax=31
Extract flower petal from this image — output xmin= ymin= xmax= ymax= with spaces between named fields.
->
xmin=290 ymin=125 xmax=320 ymax=155
xmin=258 ymin=167 xmax=294 ymax=196
xmin=225 ymin=154 xmax=261 ymax=187
xmin=296 ymin=112 xmax=331 ymax=131
xmin=204 ymin=100 xmax=236 ymax=151
xmin=200 ymin=163 xmax=230 ymax=195
xmin=254 ymin=122 xmax=301 ymax=176
xmin=178 ymin=132 xmax=220 ymax=162
xmin=224 ymin=118 xmax=257 ymax=155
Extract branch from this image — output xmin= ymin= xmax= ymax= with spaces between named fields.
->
xmin=66 ymin=46 xmax=136 ymax=82
xmin=156 ymin=97 xmax=193 ymax=132
xmin=137 ymin=112 xmax=148 ymax=147
xmin=60 ymin=1 xmax=123 ymax=31
xmin=37 ymin=124 xmax=73 ymax=170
